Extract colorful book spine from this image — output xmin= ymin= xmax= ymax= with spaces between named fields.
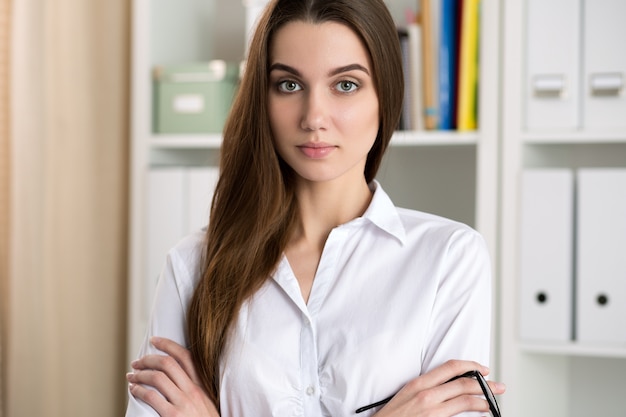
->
xmin=456 ymin=0 xmax=480 ymax=130
xmin=438 ymin=0 xmax=458 ymax=130
xmin=420 ymin=0 xmax=439 ymax=130
xmin=452 ymin=0 xmax=464 ymax=127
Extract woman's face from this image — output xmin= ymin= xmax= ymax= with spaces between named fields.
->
xmin=268 ymin=21 xmax=380 ymax=186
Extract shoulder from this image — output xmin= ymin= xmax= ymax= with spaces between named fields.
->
xmin=165 ymin=228 xmax=207 ymax=290
xmin=394 ymin=206 xmax=488 ymax=257
xmin=395 ymin=207 xmax=478 ymax=238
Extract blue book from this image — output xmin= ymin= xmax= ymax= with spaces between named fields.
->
xmin=438 ymin=0 xmax=458 ymax=130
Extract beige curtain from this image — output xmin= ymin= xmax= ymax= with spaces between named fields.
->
xmin=6 ymin=0 xmax=130 ymax=416
xmin=0 ymin=0 xmax=11 ymax=416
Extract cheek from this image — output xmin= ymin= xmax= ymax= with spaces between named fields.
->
xmin=340 ymin=97 xmax=379 ymax=134
xmin=268 ymin=101 xmax=294 ymax=160
xmin=269 ymin=99 xmax=298 ymax=133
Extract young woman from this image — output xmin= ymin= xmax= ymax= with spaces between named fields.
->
xmin=125 ymin=0 xmax=505 ymax=416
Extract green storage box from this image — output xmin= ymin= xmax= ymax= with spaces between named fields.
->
xmin=153 ymin=60 xmax=239 ymax=133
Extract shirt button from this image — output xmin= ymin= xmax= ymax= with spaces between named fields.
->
xmin=306 ymin=385 xmax=315 ymax=396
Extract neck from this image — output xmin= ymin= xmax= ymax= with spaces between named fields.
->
xmin=290 ymin=177 xmax=373 ymax=250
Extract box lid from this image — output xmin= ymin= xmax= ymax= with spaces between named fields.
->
xmin=154 ymin=60 xmax=239 ymax=83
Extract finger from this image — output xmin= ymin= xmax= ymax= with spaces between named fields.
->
xmin=487 ymin=379 xmax=507 ymax=395
xmin=439 ymin=393 xmax=492 ymax=416
xmin=132 ymin=353 xmax=195 ymax=395
xmin=445 ymin=375 xmax=487 ymax=396
xmin=442 ymin=376 xmax=505 ymax=415
xmin=444 ymin=372 xmax=506 ymax=402
xmin=413 ymin=360 xmax=490 ymax=391
xmin=150 ymin=337 xmax=202 ymax=383
xmin=128 ymin=376 xmax=176 ymax=415
xmin=128 ymin=368 xmax=183 ymax=403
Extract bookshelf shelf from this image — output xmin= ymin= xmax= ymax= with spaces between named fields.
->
xmin=522 ymin=130 xmax=626 ymax=144
xmin=151 ymin=133 xmax=223 ymax=149
xmin=520 ymin=342 xmax=626 ymax=359
xmin=391 ymin=130 xmax=479 ymax=146
xmin=148 ymin=130 xmax=480 ymax=150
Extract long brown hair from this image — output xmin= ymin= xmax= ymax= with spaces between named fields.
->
xmin=187 ymin=0 xmax=404 ymax=407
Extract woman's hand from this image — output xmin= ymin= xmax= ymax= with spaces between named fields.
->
xmin=373 ymin=360 xmax=506 ymax=417
xmin=127 ymin=337 xmax=219 ymax=417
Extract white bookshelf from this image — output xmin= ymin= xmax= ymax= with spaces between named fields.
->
xmin=127 ymin=0 xmax=502 ymax=389
xmin=499 ymin=1 xmax=626 ymax=416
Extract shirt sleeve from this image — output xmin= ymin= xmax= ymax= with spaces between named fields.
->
xmin=420 ymin=227 xmax=493 ymax=415
xmin=125 ymin=247 xmax=195 ymax=417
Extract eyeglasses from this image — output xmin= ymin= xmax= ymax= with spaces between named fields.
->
xmin=355 ymin=370 xmax=501 ymax=417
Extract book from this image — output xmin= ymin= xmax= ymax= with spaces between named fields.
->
xmin=438 ymin=0 xmax=458 ymax=130
xmin=407 ymin=22 xmax=424 ymax=130
xmin=398 ymin=27 xmax=412 ymax=130
xmin=452 ymin=0 xmax=464 ymax=128
xmin=420 ymin=0 xmax=439 ymax=130
xmin=456 ymin=0 xmax=480 ymax=130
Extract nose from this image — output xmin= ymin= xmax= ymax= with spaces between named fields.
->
xmin=300 ymin=88 xmax=328 ymax=131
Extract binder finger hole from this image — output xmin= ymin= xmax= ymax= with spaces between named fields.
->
xmin=536 ymin=292 xmax=548 ymax=304
xmin=596 ymin=294 xmax=609 ymax=306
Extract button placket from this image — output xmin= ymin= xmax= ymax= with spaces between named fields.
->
xmin=299 ymin=226 xmax=351 ymax=415
xmin=300 ymin=311 xmax=321 ymax=414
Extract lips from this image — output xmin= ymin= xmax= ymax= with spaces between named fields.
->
xmin=297 ymin=142 xmax=337 ymax=159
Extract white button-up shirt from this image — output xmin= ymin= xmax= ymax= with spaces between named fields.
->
xmin=126 ymin=182 xmax=492 ymax=417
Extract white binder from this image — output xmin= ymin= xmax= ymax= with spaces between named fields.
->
xmin=145 ymin=167 xmax=220 ymax=317
xmin=583 ymin=0 xmax=626 ymax=128
xmin=146 ymin=168 xmax=185 ymax=318
xmin=524 ymin=0 xmax=581 ymax=130
xmin=577 ymin=169 xmax=626 ymax=344
xmin=187 ymin=167 xmax=219 ymax=233
xmin=519 ymin=169 xmax=574 ymax=342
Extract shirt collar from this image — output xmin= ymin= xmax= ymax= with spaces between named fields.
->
xmin=360 ymin=180 xmax=407 ymax=245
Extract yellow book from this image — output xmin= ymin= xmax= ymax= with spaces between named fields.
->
xmin=456 ymin=0 xmax=480 ymax=131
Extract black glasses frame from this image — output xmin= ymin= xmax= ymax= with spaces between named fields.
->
xmin=448 ymin=370 xmax=501 ymax=417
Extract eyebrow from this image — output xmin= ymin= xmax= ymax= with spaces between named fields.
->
xmin=268 ymin=63 xmax=371 ymax=77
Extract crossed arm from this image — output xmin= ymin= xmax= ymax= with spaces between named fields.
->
xmin=127 ymin=337 xmax=504 ymax=417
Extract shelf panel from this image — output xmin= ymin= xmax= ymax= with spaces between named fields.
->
xmin=521 ymin=342 xmax=626 ymax=359
xmin=151 ymin=134 xmax=223 ymax=149
xmin=392 ymin=130 xmax=478 ymax=146
xmin=148 ymin=130 xmax=479 ymax=150
xmin=522 ymin=130 xmax=626 ymax=144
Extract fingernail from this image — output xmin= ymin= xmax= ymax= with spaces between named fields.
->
xmin=130 ymin=360 xmax=138 ymax=368
xmin=150 ymin=336 xmax=160 ymax=345
xmin=495 ymin=382 xmax=507 ymax=392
